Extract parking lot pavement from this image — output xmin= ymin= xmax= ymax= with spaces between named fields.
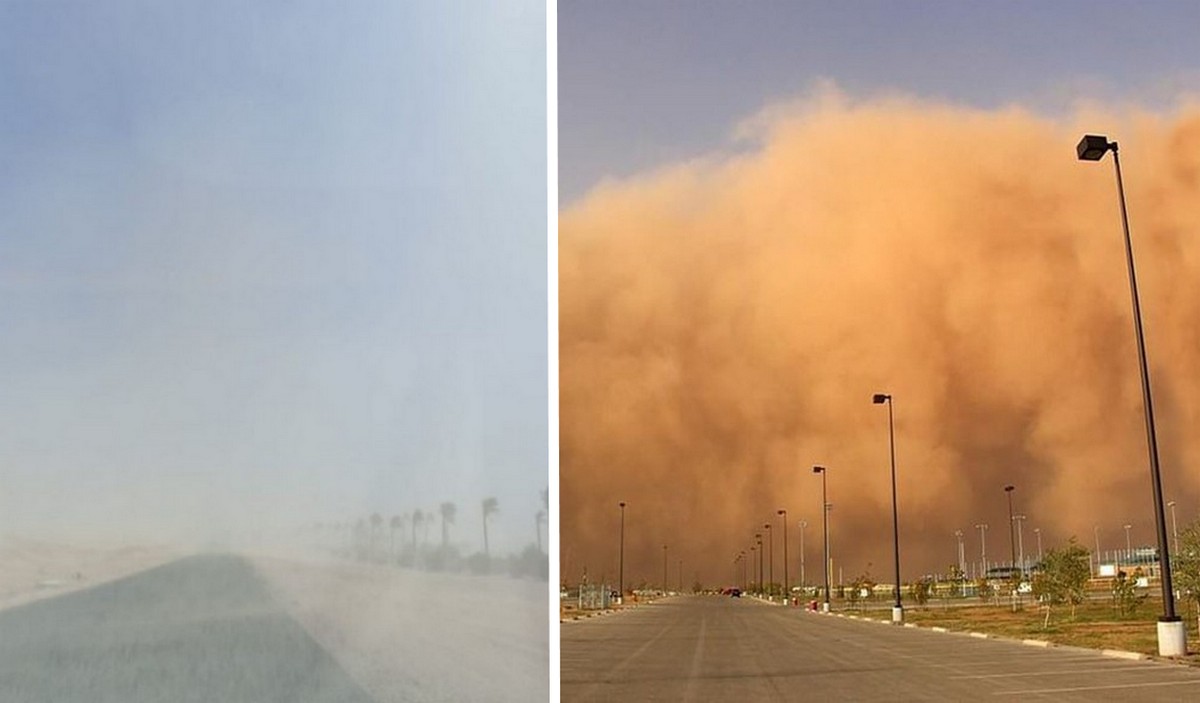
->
xmin=561 ymin=595 xmax=1200 ymax=701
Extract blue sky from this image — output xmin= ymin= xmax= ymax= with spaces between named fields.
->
xmin=0 ymin=1 xmax=546 ymax=550
xmin=560 ymin=0 xmax=1200 ymax=203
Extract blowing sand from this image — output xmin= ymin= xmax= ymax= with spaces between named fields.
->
xmin=251 ymin=554 xmax=549 ymax=703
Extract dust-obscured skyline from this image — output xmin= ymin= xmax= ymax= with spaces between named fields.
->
xmin=560 ymin=89 xmax=1200 ymax=588
xmin=0 ymin=1 xmax=547 ymax=555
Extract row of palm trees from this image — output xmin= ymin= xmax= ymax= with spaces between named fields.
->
xmin=333 ymin=489 xmax=548 ymax=577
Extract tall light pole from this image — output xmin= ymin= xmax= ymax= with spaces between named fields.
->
xmin=1168 ymin=501 xmax=1179 ymax=555
xmin=814 ymin=465 xmax=830 ymax=611
xmin=618 ymin=501 xmax=626 ymax=603
xmin=749 ymin=545 xmax=757 ymax=593
xmin=975 ymin=523 xmax=988 ymax=575
xmin=678 ymin=558 xmax=683 ymax=593
xmin=1013 ymin=515 xmax=1026 ymax=572
xmin=755 ymin=533 xmax=763 ymax=596
xmin=1124 ymin=524 xmax=1133 ymax=563
xmin=799 ymin=520 xmax=807 ymax=590
xmin=765 ymin=523 xmax=774 ymax=600
xmin=1004 ymin=485 xmax=1017 ymax=574
xmin=778 ymin=509 xmax=789 ymax=604
xmin=955 ymin=529 xmax=966 ymax=595
xmin=1094 ymin=525 xmax=1102 ymax=574
xmin=1034 ymin=527 xmax=1043 ymax=563
xmin=739 ymin=551 xmax=747 ymax=592
xmin=1077 ymin=133 xmax=1182 ymax=656
xmin=873 ymin=393 xmax=903 ymax=623
xmin=662 ymin=544 xmax=668 ymax=595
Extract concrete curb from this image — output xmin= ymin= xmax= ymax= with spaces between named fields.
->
xmin=795 ymin=608 xmax=1173 ymax=664
xmin=1102 ymin=649 xmax=1147 ymax=661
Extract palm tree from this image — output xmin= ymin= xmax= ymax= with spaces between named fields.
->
xmin=411 ymin=510 xmax=423 ymax=550
xmin=439 ymin=502 xmax=457 ymax=548
xmin=369 ymin=512 xmax=383 ymax=557
xmin=482 ymin=497 xmax=499 ymax=557
xmin=389 ymin=515 xmax=402 ymax=558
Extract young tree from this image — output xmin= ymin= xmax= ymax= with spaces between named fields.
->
xmin=909 ymin=576 xmax=934 ymax=607
xmin=1031 ymin=538 xmax=1090 ymax=626
xmin=1111 ymin=567 xmax=1147 ymax=618
xmin=1173 ymin=520 xmax=1200 ymax=638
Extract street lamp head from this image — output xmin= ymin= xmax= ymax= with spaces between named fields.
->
xmin=619 ymin=501 xmax=626 ymax=508
xmin=1004 ymin=485 xmax=1015 ymax=493
xmin=777 ymin=509 xmax=786 ymax=516
xmin=813 ymin=465 xmax=825 ymax=474
xmin=1077 ymin=134 xmax=1113 ymax=161
xmin=764 ymin=523 xmax=771 ymax=530
xmin=872 ymin=393 xmax=890 ymax=404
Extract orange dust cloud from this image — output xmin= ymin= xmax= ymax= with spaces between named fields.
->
xmin=560 ymin=89 xmax=1200 ymax=589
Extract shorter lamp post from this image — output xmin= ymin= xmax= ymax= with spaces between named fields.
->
xmin=778 ymin=509 xmax=789 ymax=605
xmin=1013 ymin=515 xmax=1026 ymax=572
xmin=873 ymin=392 xmax=903 ymax=624
xmin=765 ymin=523 xmax=774 ymax=601
xmin=662 ymin=544 xmax=668 ymax=595
xmin=976 ymin=523 xmax=988 ymax=576
xmin=1168 ymin=501 xmax=1179 ymax=555
xmin=618 ymin=501 xmax=626 ymax=604
xmin=814 ymin=465 xmax=831 ymax=612
xmin=799 ymin=520 xmax=807 ymax=590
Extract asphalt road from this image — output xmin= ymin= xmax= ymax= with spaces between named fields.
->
xmin=0 ymin=554 xmax=376 ymax=703
xmin=561 ymin=595 xmax=1200 ymax=701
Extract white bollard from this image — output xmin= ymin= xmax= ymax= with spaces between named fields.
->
xmin=892 ymin=606 xmax=904 ymax=624
xmin=1158 ymin=619 xmax=1186 ymax=657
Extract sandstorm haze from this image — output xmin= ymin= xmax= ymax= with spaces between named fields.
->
xmin=560 ymin=90 xmax=1200 ymax=587
xmin=0 ymin=1 xmax=547 ymax=557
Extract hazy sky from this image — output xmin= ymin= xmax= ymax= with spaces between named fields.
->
xmin=560 ymin=0 xmax=1200 ymax=203
xmin=0 ymin=1 xmax=546 ymax=551
xmin=559 ymin=2 xmax=1200 ymax=587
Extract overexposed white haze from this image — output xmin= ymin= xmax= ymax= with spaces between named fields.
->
xmin=0 ymin=2 xmax=547 ymax=701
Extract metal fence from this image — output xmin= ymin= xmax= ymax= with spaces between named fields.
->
xmin=578 ymin=583 xmax=613 ymax=610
